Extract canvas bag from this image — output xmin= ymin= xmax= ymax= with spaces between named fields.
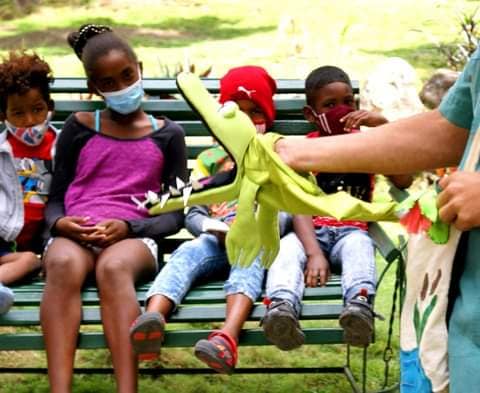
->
xmin=400 ymin=131 xmax=480 ymax=393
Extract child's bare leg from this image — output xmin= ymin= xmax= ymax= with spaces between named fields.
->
xmin=0 ymin=252 xmax=41 ymax=284
xmin=222 ymin=293 xmax=253 ymax=342
xmin=128 ymin=294 xmax=173 ymax=361
xmin=146 ymin=294 xmax=174 ymax=315
xmin=40 ymin=237 xmax=95 ymax=393
xmin=95 ymin=239 xmax=156 ymax=393
xmin=194 ymin=259 xmax=264 ymax=374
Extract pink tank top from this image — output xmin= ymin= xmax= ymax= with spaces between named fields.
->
xmin=65 ymin=113 xmax=164 ymax=224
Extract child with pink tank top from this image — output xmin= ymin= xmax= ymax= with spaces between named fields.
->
xmin=41 ymin=24 xmax=187 ymax=393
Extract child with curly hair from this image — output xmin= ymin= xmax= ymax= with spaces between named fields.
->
xmin=0 ymin=51 xmax=55 ymax=313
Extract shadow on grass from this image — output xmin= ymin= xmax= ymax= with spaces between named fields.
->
xmin=361 ymin=42 xmax=449 ymax=72
xmin=0 ymin=15 xmax=276 ymax=53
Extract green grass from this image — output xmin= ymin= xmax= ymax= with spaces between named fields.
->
xmin=0 ymin=0 xmax=478 ymax=81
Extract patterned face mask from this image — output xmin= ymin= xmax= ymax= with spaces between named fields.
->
xmin=5 ymin=111 xmax=52 ymax=146
xmin=99 ymin=70 xmax=144 ymax=115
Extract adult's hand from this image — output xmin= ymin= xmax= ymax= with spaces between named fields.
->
xmin=438 ymin=172 xmax=480 ymax=231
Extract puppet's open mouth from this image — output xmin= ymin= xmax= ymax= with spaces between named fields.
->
xmin=132 ymin=168 xmax=237 ymax=210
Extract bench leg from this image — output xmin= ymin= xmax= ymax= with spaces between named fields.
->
xmin=344 ymin=344 xmax=368 ymax=393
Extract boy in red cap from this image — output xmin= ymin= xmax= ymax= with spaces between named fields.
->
xmin=193 ymin=65 xmax=276 ymax=177
xmin=130 ymin=66 xmax=291 ymax=374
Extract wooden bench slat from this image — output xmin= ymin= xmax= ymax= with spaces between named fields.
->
xmin=51 ymin=119 xmax=315 ymax=136
xmin=52 ymin=99 xmax=309 ymax=121
xmin=50 ymin=77 xmax=359 ymax=95
xmin=0 ymin=327 xmax=345 ymax=351
xmin=0 ymin=303 xmax=342 ymax=326
xmin=9 ymin=281 xmax=343 ymax=307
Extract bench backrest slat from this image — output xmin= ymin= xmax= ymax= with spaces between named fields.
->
xmin=50 ymin=77 xmax=359 ymax=95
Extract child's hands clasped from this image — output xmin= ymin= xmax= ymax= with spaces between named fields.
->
xmin=304 ymin=253 xmax=330 ymax=287
xmin=55 ymin=216 xmax=104 ymax=243
xmin=87 ymin=219 xmax=130 ymax=248
xmin=55 ymin=217 xmax=129 ymax=247
xmin=340 ymin=110 xmax=387 ymax=131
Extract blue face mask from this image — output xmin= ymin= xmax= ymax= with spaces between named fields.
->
xmin=100 ymin=75 xmax=144 ymax=115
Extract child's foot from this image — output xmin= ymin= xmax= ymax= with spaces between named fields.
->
xmin=261 ymin=300 xmax=305 ymax=351
xmin=194 ymin=330 xmax=238 ymax=374
xmin=339 ymin=289 xmax=374 ymax=347
xmin=0 ymin=283 xmax=14 ymax=315
xmin=130 ymin=311 xmax=165 ymax=361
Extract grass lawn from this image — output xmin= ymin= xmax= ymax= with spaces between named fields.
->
xmin=0 ymin=0 xmax=478 ymax=82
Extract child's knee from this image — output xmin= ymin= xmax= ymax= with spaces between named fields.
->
xmin=95 ymin=257 xmax=129 ymax=285
xmin=43 ymin=253 xmax=78 ymax=279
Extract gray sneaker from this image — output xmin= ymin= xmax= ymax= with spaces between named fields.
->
xmin=339 ymin=293 xmax=376 ymax=347
xmin=261 ymin=300 xmax=305 ymax=351
xmin=0 ymin=283 xmax=14 ymax=315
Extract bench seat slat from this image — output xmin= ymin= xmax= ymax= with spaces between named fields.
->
xmin=0 ymin=302 xmax=342 ymax=327
xmin=9 ymin=283 xmax=342 ymax=306
xmin=0 ymin=327 xmax=344 ymax=351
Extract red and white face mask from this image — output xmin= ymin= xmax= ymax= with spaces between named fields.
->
xmin=309 ymin=104 xmax=355 ymax=136
xmin=254 ymin=120 xmax=266 ymax=134
xmin=5 ymin=111 xmax=52 ymax=146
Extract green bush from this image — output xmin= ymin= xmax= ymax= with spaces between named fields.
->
xmin=438 ymin=8 xmax=479 ymax=70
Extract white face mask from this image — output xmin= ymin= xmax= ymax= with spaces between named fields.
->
xmin=5 ymin=111 xmax=52 ymax=146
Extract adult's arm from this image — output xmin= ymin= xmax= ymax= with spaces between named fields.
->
xmin=276 ymin=109 xmax=468 ymax=175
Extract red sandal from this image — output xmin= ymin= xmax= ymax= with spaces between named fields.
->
xmin=194 ymin=330 xmax=238 ymax=374
xmin=129 ymin=311 xmax=165 ymax=361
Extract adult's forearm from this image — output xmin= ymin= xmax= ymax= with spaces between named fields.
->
xmin=276 ymin=110 xmax=469 ymax=175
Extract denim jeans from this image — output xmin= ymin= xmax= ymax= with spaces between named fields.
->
xmin=147 ymin=233 xmax=265 ymax=307
xmin=266 ymin=226 xmax=376 ymax=315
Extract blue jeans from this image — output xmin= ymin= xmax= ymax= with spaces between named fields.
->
xmin=266 ymin=227 xmax=376 ymax=315
xmin=147 ymin=233 xmax=265 ymax=307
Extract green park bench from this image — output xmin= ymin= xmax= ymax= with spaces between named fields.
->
xmin=0 ymin=77 xmax=405 ymax=393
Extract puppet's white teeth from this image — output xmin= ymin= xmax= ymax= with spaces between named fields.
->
xmin=182 ymin=186 xmax=193 ymax=206
xmin=146 ymin=190 xmax=160 ymax=204
xmin=131 ymin=195 xmax=146 ymax=209
xmin=176 ymin=177 xmax=185 ymax=190
xmin=160 ymin=193 xmax=170 ymax=208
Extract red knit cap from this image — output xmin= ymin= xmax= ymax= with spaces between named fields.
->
xmin=219 ymin=66 xmax=277 ymax=129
